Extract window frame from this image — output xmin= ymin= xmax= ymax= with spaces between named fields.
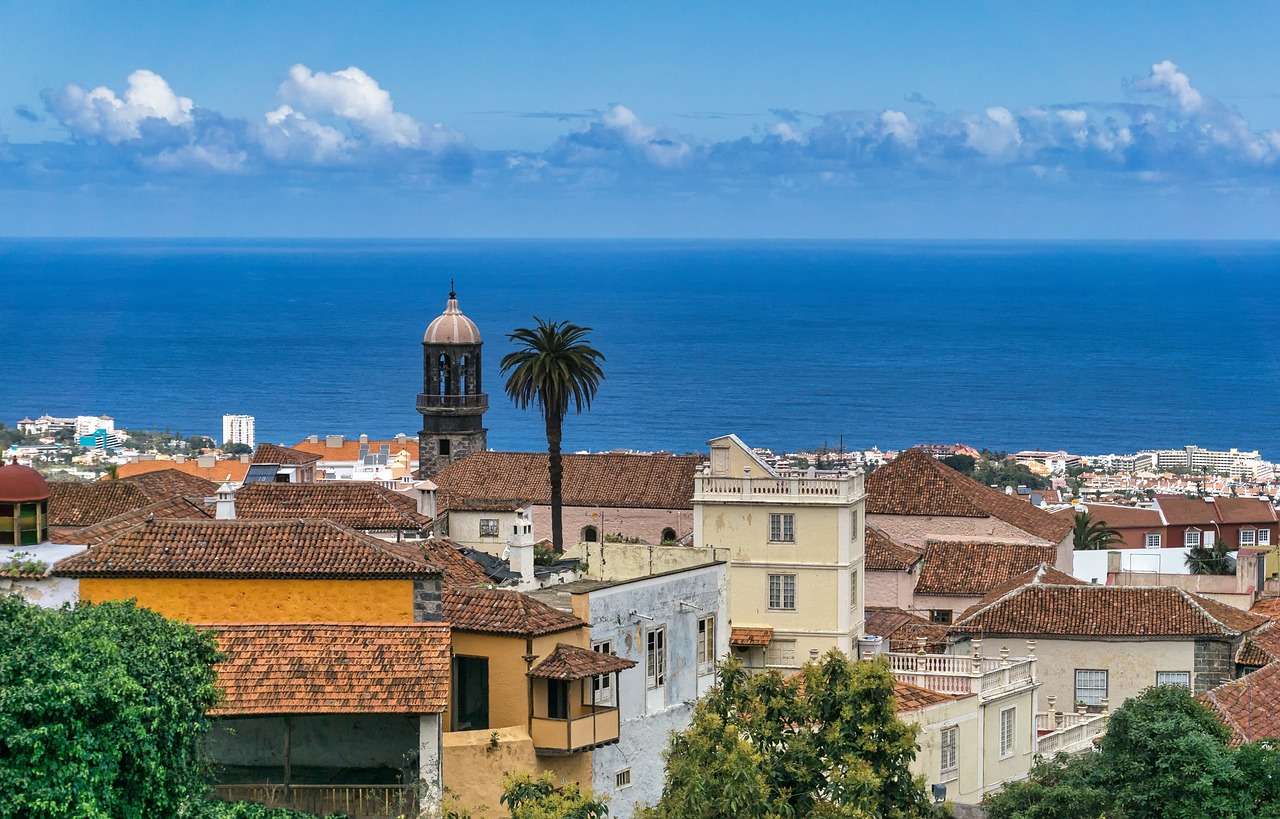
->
xmin=1184 ymin=528 xmax=1201 ymax=548
xmin=615 ymin=769 xmax=632 ymax=790
xmin=768 ymin=512 xmax=796 ymax=543
xmin=1156 ymin=670 xmax=1191 ymax=688
xmin=592 ymin=640 xmax=615 ymax=705
xmin=646 ymin=627 xmax=666 ymax=690
xmin=696 ymin=616 xmax=716 ymax=676
xmin=765 ymin=638 xmax=797 ymax=667
xmin=1259 ymin=528 xmax=1272 ymax=546
xmin=998 ymin=706 xmax=1017 ymax=759
xmin=1144 ymin=532 xmax=1162 ymax=549
xmin=1074 ymin=668 xmax=1108 ymax=707
xmin=767 ymin=573 xmax=796 ymax=611
xmin=1240 ymin=528 xmax=1257 ymax=547
xmin=478 ymin=518 xmax=499 ymax=538
xmin=940 ymin=725 xmax=959 ymax=778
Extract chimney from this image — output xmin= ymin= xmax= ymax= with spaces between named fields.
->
xmin=1106 ymin=550 xmax=1122 ymax=582
xmin=359 ymin=433 xmax=369 ymax=444
xmin=215 ymin=482 xmax=237 ymax=520
xmin=197 ymin=454 xmax=215 ymax=469
xmin=414 ymin=480 xmax=438 ymax=518
xmin=307 ymin=434 xmax=319 ymax=443
xmin=508 ymin=541 xmax=537 ymax=591
xmin=395 ymin=433 xmax=407 ymax=444
xmin=326 ymin=434 xmax=344 ymax=448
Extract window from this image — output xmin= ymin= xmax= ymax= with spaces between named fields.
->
xmin=850 ymin=569 xmax=859 ymax=612
xmin=929 ymin=609 xmax=953 ymax=625
xmin=1240 ymin=529 xmax=1257 ymax=547
xmin=1075 ymin=669 xmax=1108 ymax=706
xmin=1156 ymin=671 xmax=1191 ymax=688
xmin=581 ymin=525 xmax=599 ymax=543
xmin=615 ymin=769 xmax=632 ymax=789
xmin=768 ymin=574 xmax=796 ymax=610
xmin=592 ymin=641 xmax=614 ymax=704
xmin=999 ymin=707 xmax=1016 ymax=758
xmin=1184 ymin=529 xmax=1201 ymax=547
xmin=1260 ymin=529 xmax=1272 ymax=547
xmin=661 ymin=527 xmax=678 ymax=543
xmin=697 ymin=616 xmax=716 ymax=675
xmin=479 ymin=518 xmax=499 ymax=538
xmin=438 ymin=438 xmax=451 ymax=456
xmin=940 ymin=726 xmax=958 ymax=777
xmin=1144 ymin=532 xmax=1162 ymax=549
xmin=646 ymin=628 xmax=666 ymax=689
xmin=765 ymin=639 xmax=797 ymax=667
xmin=768 ymin=513 xmax=795 ymax=543
xmin=547 ymin=679 xmax=569 ymax=719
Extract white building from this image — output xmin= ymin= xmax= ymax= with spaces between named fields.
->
xmin=17 ymin=415 xmax=75 ymax=435
xmin=74 ymin=415 xmax=115 ymax=438
xmin=221 ymin=414 xmax=256 ymax=449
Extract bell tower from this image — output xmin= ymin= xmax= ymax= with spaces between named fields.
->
xmin=418 ymin=285 xmax=488 ymax=476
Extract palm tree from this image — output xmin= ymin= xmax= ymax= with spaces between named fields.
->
xmin=1072 ymin=510 xmax=1122 ymax=550
xmin=501 ymin=318 xmax=605 ymax=550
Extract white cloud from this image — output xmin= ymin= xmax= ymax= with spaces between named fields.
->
xmin=965 ymin=106 xmax=1022 ymax=158
xmin=769 ymin=120 xmax=806 ymax=144
xmin=149 ymin=143 xmax=247 ymax=173
xmin=879 ymin=110 xmax=916 ymax=147
xmin=601 ymin=104 xmax=691 ymax=167
xmin=46 ymin=69 xmax=193 ymax=143
xmin=1135 ymin=60 xmax=1203 ymax=114
xmin=278 ymin=64 xmax=423 ymax=147
xmin=258 ymin=104 xmax=351 ymax=163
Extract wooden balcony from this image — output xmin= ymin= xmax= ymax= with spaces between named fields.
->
xmin=213 ymin=784 xmax=417 ymax=819
xmin=530 ymin=705 xmax=621 ymax=755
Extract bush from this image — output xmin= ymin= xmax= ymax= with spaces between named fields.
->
xmin=199 ymin=801 xmax=344 ymax=819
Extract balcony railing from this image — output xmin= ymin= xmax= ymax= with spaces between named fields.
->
xmin=416 ymin=393 xmax=488 ymax=412
xmin=1035 ymin=711 xmax=1109 ymax=756
xmin=886 ymin=651 xmax=1036 ymax=699
xmin=693 ymin=472 xmax=864 ymax=505
xmin=212 ymin=784 xmax=417 ymax=818
xmin=530 ymin=705 xmax=621 ymax=754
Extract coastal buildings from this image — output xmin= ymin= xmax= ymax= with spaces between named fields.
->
xmin=693 ymin=434 xmax=865 ymax=671
xmin=244 ymin=442 xmax=320 ymax=484
xmin=116 ymin=454 xmax=252 ymax=485
xmin=222 ymin=414 xmax=256 ymax=448
xmin=291 ymin=434 xmax=419 ymax=483
xmin=418 ymin=288 xmax=488 ymax=476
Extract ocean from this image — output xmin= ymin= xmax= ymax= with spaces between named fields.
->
xmin=3 ymin=239 xmax=1279 ymax=458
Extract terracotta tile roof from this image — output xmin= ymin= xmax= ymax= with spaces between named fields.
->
xmin=434 ymin=451 xmax=700 ymax=511
xmin=730 ymin=626 xmax=773 ymax=647
xmin=48 ymin=480 xmax=156 ymax=527
xmin=1250 ymin=597 xmax=1280 ymax=621
xmin=50 ymin=496 xmax=213 ymax=544
xmin=53 ymin=518 xmax=441 ymax=580
xmin=962 ymin=562 xmax=1087 ymax=616
xmin=914 ymin=541 xmax=1058 ymax=596
xmin=864 ymin=525 xmax=923 ymax=571
xmin=529 ymin=643 xmax=637 ymax=680
xmin=454 ymin=498 xmax=528 ymax=512
xmin=1063 ymin=503 xmax=1164 ymax=528
xmin=952 ymin=583 xmax=1268 ymax=638
xmin=233 ymin=482 xmax=431 ymax=531
xmin=115 ymin=459 xmax=251 ymax=485
xmin=893 ymin=679 xmax=968 ymax=711
xmin=864 ymin=607 xmax=949 ymax=652
xmin=1235 ymin=623 xmax=1280 ymax=667
xmin=442 ymin=586 xmax=582 ymax=637
xmin=409 ymin=537 xmax=494 ymax=588
xmin=206 ymin=623 xmax=450 ymax=715
xmin=1155 ymin=495 xmax=1278 ymax=527
xmin=866 ymin=449 xmax=1072 ymax=543
xmin=291 ymin=438 xmax=420 ymax=463
xmin=1209 ymin=496 xmax=1278 ymax=525
xmin=252 ymin=443 xmax=322 ymax=465
xmin=120 ymin=469 xmax=219 ymax=500
xmin=1199 ymin=662 xmax=1280 ymax=745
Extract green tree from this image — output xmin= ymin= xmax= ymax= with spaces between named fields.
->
xmin=984 ymin=685 xmax=1280 ymax=819
xmin=641 ymin=652 xmax=941 ymax=819
xmin=501 ymin=318 xmax=605 ymax=550
xmin=940 ymin=454 xmax=976 ymax=475
xmin=1186 ymin=538 xmax=1235 ymax=575
xmin=1071 ymin=510 xmax=1123 ymax=550
xmin=221 ymin=442 xmax=253 ymax=456
xmin=500 ymin=774 xmax=609 ymax=819
xmin=0 ymin=597 xmax=222 ymax=818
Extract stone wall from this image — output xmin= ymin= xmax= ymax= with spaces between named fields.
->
xmin=1193 ymin=638 xmax=1235 ymax=693
xmin=413 ymin=576 xmax=443 ymax=621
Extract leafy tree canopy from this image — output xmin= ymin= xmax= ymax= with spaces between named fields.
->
xmin=1071 ymin=510 xmax=1123 ymax=550
xmin=640 ymin=652 xmax=943 ymax=819
xmin=983 ymin=685 xmax=1280 ymax=819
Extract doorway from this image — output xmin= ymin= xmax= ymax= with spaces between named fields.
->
xmin=452 ymin=656 xmax=489 ymax=731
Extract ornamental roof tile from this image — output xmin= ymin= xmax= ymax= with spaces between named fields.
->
xmin=914 ymin=541 xmax=1059 ymax=596
xmin=434 ymin=451 xmax=699 ymax=511
xmin=1235 ymin=622 xmax=1280 ymax=667
xmin=1250 ymin=597 xmax=1280 ymax=621
xmin=50 ymin=495 xmax=213 ymax=545
xmin=529 ymin=643 xmax=636 ymax=680
xmin=864 ymin=525 xmax=923 ymax=571
xmin=1199 ymin=662 xmax=1280 ymax=745
xmin=864 ymin=607 xmax=949 ymax=652
xmin=53 ymin=518 xmax=441 ymax=579
xmin=206 ymin=622 xmax=450 ymax=715
xmin=893 ymin=679 xmax=969 ymax=711
xmin=441 ymin=585 xmax=582 ymax=637
xmin=730 ymin=626 xmax=774 ymax=647
xmin=233 ymin=482 xmax=431 ymax=531
xmin=48 ymin=480 xmax=158 ymax=528
xmin=866 ymin=449 xmax=1072 ymax=542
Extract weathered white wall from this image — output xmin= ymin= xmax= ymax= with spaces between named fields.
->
xmin=865 ymin=568 xmax=915 ymax=609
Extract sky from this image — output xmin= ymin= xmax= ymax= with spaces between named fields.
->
xmin=2 ymin=2 xmax=1279 ymax=238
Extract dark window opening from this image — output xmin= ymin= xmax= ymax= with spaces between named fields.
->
xmin=547 ymin=679 xmax=569 ymax=720
xmin=929 ymin=609 xmax=953 ymax=625
xmin=453 ymin=656 xmax=489 ymax=731
xmin=581 ymin=525 xmax=598 ymax=543
xmin=661 ymin=527 xmax=678 ymax=543
xmin=438 ymin=439 xmax=451 ymax=456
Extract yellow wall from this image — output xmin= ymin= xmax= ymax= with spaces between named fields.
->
xmin=442 ymin=726 xmax=591 ymax=816
xmin=701 ymin=502 xmax=843 ymax=565
xmin=78 ymin=577 xmax=415 ymax=623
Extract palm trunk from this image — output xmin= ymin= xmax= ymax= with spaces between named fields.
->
xmin=546 ymin=410 xmax=564 ymax=551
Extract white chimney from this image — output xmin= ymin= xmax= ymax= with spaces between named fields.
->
xmin=215 ymin=482 xmax=237 ymax=520
xmin=197 ymin=454 xmax=215 ymax=469
xmin=508 ymin=541 xmax=536 ymax=591
xmin=414 ymin=480 xmax=438 ymax=518
xmin=326 ymin=434 xmax=344 ymax=448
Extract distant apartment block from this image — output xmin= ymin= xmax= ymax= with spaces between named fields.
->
xmin=74 ymin=415 xmax=115 ymax=438
xmin=16 ymin=414 xmax=75 ymax=435
xmin=221 ymin=414 xmax=256 ymax=448
xmin=1013 ymin=450 xmax=1081 ymax=474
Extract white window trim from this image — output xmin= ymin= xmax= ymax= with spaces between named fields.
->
xmin=1144 ymin=532 xmax=1162 ymax=549
xmin=998 ymin=706 xmax=1017 ymax=759
xmin=1156 ymin=670 xmax=1191 ymax=688
xmin=767 ymin=573 xmax=797 ymax=611
xmin=768 ymin=512 xmax=796 ymax=544
xmin=615 ymin=768 xmax=632 ymax=789
xmin=1240 ymin=528 xmax=1257 ymax=547
xmin=1184 ymin=528 xmax=1201 ymax=548
xmin=697 ymin=616 xmax=716 ymax=676
xmin=1259 ymin=529 xmax=1272 ymax=546
xmin=646 ymin=627 xmax=666 ymax=690
xmin=1075 ymin=668 xmax=1108 ymax=707
xmin=940 ymin=725 xmax=959 ymax=780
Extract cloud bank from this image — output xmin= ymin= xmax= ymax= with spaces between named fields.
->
xmin=7 ymin=59 xmax=1280 ymax=202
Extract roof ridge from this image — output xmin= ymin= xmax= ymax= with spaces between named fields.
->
xmin=953 ymin=582 xmax=1036 ymax=627
xmin=195 ymin=621 xmax=449 ymax=629
xmin=1177 ymin=587 xmax=1261 ymax=635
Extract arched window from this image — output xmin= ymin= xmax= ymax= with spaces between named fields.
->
xmin=437 ymin=353 xmax=452 ymax=395
xmin=661 ymin=527 xmax=678 ymax=544
xmin=581 ymin=525 xmax=599 ymax=543
xmin=458 ymin=354 xmax=469 ymax=395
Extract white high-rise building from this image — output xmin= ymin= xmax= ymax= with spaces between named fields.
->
xmin=221 ymin=414 xmax=256 ymax=448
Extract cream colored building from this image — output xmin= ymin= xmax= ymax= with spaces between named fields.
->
xmin=693 ymin=434 xmax=865 ymax=671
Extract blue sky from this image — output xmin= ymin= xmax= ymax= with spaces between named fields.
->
xmin=2 ymin=2 xmax=1279 ymax=237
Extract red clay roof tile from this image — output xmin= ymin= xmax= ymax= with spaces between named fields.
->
xmin=529 ymin=643 xmax=636 ymax=680
xmin=914 ymin=541 xmax=1059 ymax=596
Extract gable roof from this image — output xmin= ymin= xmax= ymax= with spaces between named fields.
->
xmin=1155 ymin=495 xmax=1279 ymax=527
xmin=232 ymin=482 xmax=431 ymax=531
xmin=50 ymin=495 xmax=213 ymax=545
xmin=206 ymin=622 xmax=450 ymax=715
xmin=115 ymin=458 xmax=251 ymax=485
xmin=48 ymin=480 xmax=157 ymax=528
xmin=120 ymin=469 xmax=219 ymax=500
xmin=252 ymin=442 xmax=322 ymax=465
xmin=1060 ymin=503 xmax=1163 ymax=529
xmin=410 ymin=537 xmax=494 ymax=588
xmin=952 ymin=582 xmax=1267 ymax=639
xmin=914 ymin=541 xmax=1059 ymax=597
xmin=53 ymin=518 xmax=440 ymax=580
xmin=529 ymin=643 xmax=636 ymax=680
xmin=866 ymin=449 xmax=1072 ymax=543
xmin=864 ymin=525 xmax=923 ymax=571
xmin=963 ymin=562 xmax=1086 ymax=613
xmin=1250 ymin=597 xmax=1280 ymax=621
xmin=1199 ymin=662 xmax=1280 ymax=745
xmin=290 ymin=437 xmax=420 ymax=463
xmin=864 ymin=607 xmax=949 ymax=652
xmin=434 ymin=451 xmax=699 ymax=511
xmin=1235 ymin=622 xmax=1280 ymax=667
xmin=441 ymin=585 xmax=582 ymax=637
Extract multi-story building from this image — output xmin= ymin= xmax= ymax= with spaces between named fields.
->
xmin=291 ymin=433 xmax=419 ymax=484
xmin=1146 ymin=445 xmax=1266 ymax=478
xmin=418 ymin=288 xmax=488 ymax=476
xmin=693 ymin=434 xmax=865 ymax=671
xmin=221 ymin=414 xmax=256 ymax=448
xmin=74 ymin=414 xmax=115 ymax=438
xmin=1013 ymin=450 xmax=1082 ymax=475
xmin=16 ymin=414 xmax=75 ymax=435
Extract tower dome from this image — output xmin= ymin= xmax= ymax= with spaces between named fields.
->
xmin=0 ymin=460 xmax=50 ymax=502
xmin=424 ymin=288 xmax=481 ymax=345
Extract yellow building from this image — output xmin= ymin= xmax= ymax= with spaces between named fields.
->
xmin=693 ymin=434 xmax=865 ymax=671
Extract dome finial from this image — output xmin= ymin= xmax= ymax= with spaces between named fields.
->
xmin=449 ymin=277 xmax=456 ymax=300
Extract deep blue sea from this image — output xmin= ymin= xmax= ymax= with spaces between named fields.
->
xmin=2 ymin=239 xmax=1279 ymax=458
